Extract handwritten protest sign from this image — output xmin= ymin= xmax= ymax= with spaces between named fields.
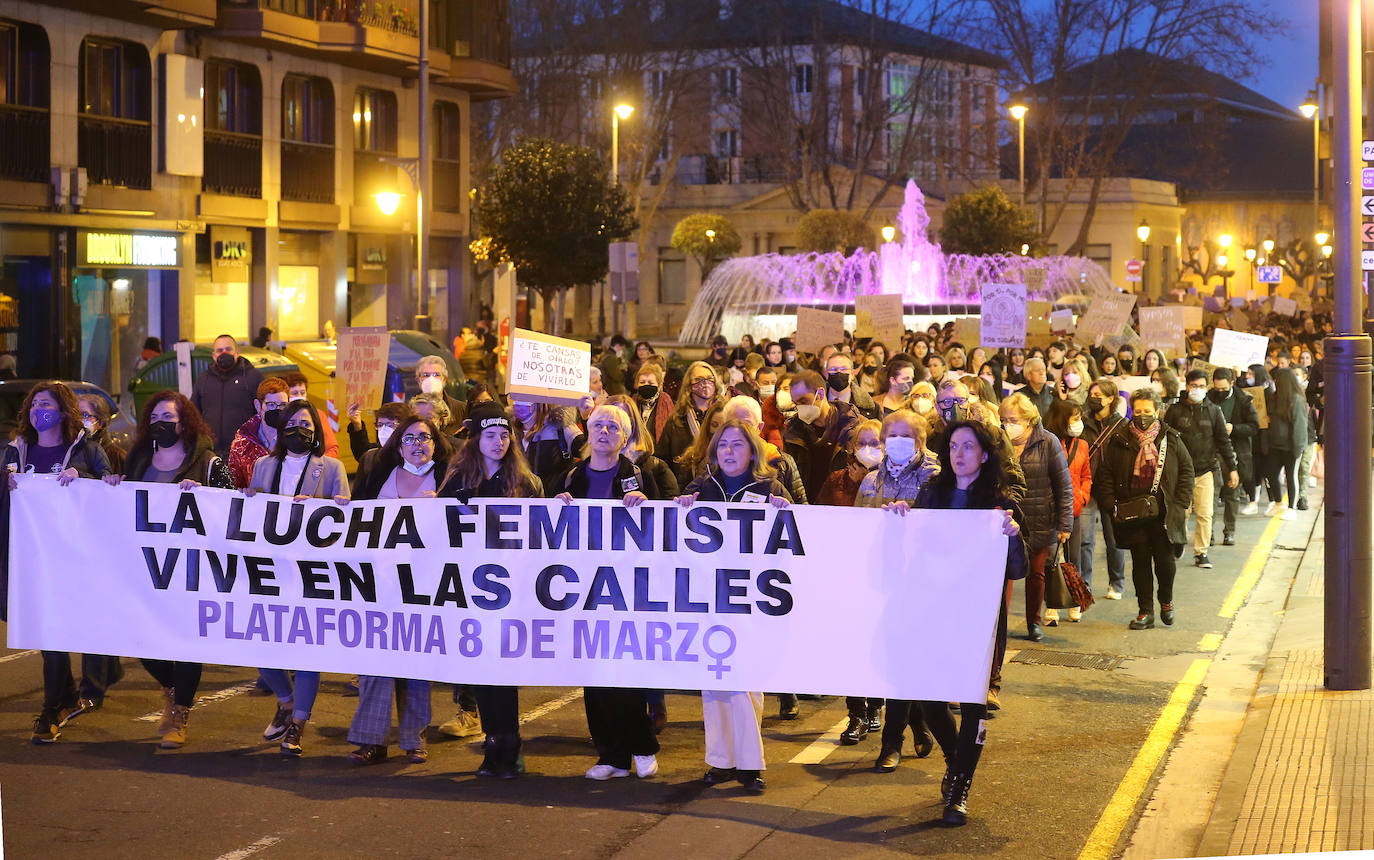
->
xmin=1023 ymin=267 xmax=1047 ymax=295
xmin=1049 ymin=309 xmax=1076 ymax=333
xmin=980 ymin=283 xmax=1027 ymax=348
xmin=505 ymin=328 xmax=592 ymax=406
xmin=335 ymin=326 xmax=389 ymax=411
xmin=855 ymin=294 xmax=904 ymax=347
xmin=1139 ymin=307 xmax=1188 ymax=356
xmin=1190 ymin=359 xmax=1217 ymax=380
xmin=794 ymin=307 xmax=845 ymax=353
xmin=1076 ymin=294 xmax=1137 ymax=347
xmin=1210 ymin=329 xmax=1268 ymax=370
xmin=1273 ymin=296 xmax=1298 ymax=316
xmin=1246 ymin=386 xmax=1269 ymax=429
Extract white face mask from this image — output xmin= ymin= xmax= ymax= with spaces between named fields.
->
xmin=419 ymin=376 xmax=444 ymax=396
xmin=376 ymin=425 xmax=394 ymax=447
xmin=1068 ymin=420 xmax=1084 ymax=437
xmin=402 ymin=459 xmax=435 ymax=476
xmin=1004 ymin=421 xmax=1026 ymax=442
xmin=796 ymin=403 xmax=821 ymax=424
xmin=884 ymin=435 xmax=917 ymax=464
xmin=759 ymin=384 xmax=776 ymax=399
xmin=854 ymin=445 xmax=883 ymax=468
xmin=913 ymin=397 xmax=934 ymax=415
xmin=1187 ymin=387 xmax=1206 ymax=403
xmin=82 ymin=420 xmax=97 ymax=434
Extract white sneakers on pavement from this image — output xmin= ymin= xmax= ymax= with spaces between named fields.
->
xmin=1067 ymin=607 xmax=1082 ymax=622
xmin=633 ymin=755 xmax=659 ymax=778
xmin=1265 ymin=501 xmax=1278 ymax=516
xmin=585 ymin=764 xmax=630 ymax=780
xmin=1281 ymin=508 xmax=1297 ymax=521
xmin=1106 ymin=588 xmax=1122 ymax=600
xmin=1241 ymin=501 xmax=1259 ymax=516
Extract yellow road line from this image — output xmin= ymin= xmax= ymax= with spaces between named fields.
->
xmin=1218 ymin=515 xmax=1284 ymax=618
xmin=1196 ymin=633 xmax=1223 ymax=652
xmin=1077 ymin=658 xmax=1212 ymax=860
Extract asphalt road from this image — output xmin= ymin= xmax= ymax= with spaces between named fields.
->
xmin=0 ymin=501 xmax=1316 ymax=859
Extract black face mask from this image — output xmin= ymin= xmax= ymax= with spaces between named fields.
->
xmin=1090 ymin=396 xmax=1110 ymax=413
xmin=215 ymin=352 xmax=236 ymax=372
xmin=150 ymin=420 xmax=179 ymax=448
xmin=282 ymin=426 xmax=314 ymax=454
xmin=1133 ymin=414 xmax=1157 ymax=431
xmin=941 ymin=404 xmax=970 ymax=424
xmin=827 ymin=372 xmax=850 ymax=392
xmin=636 ymin=383 xmax=659 ymax=401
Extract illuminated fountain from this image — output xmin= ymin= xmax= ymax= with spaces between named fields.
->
xmin=678 ymin=180 xmax=1117 ymax=344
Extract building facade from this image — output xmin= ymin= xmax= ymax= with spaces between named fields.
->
xmin=0 ymin=0 xmax=513 ymax=395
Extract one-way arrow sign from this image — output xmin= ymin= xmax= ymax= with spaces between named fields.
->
xmin=1364 ymin=223 xmax=1374 ymax=243
xmin=1364 ymin=196 xmax=1374 ymax=217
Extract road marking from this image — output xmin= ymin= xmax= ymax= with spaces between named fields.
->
xmin=1077 ymin=658 xmax=1211 ymax=860
xmin=214 ymin=835 xmax=281 ymax=860
xmin=1218 ymin=515 xmax=1283 ymax=618
xmin=136 ymin=681 xmax=258 ymax=722
xmin=518 ymin=688 xmax=583 ymax=726
xmin=789 ymin=717 xmax=852 ymax=764
xmin=1197 ymin=633 xmax=1223 ymax=652
xmin=0 ymin=650 xmax=37 ymax=664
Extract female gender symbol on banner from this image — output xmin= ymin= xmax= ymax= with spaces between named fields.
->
xmin=703 ymin=625 xmax=738 ymax=679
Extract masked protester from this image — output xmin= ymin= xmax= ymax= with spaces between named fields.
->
xmin=633 ymin=363 xmax=674 ymax=443
xmin=228 ymin=377 xmax=290 ymax=489
xmin=192 ymin=334 xmax=265 ymax=457
xmin=1080 ymin=379 xmax=1129 ymax=600
xmin=1208 ymin=368 xmax=1260 ymax=542
xmin=414 ymin=355 xmax=467 ymax=433
xmin=816 ymin=418 xmax=881 ymax=506
xmin=657 ymin=361 xmax=725 ymax=482
xmin=1163 ymin=370 xmax=1239 ymax=569
xmin=876 ymin=359 xmax=921 ymax=417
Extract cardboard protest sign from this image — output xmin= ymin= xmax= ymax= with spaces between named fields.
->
xmin=1229 ymin=308 xmax=1251 ymax=329
xmin=334 ymin=326 xmax=390 ymax=411
xmin=1027 ymin=301 xmax=1052 ymax=335
xmin=855 ymin=294 xmax=904 ymax=347
xmin=794 ymin=307 xmax=845 ymax=353
xmin=1023 ymin=267 xmax=1047 ymax=295
xmin=1246 ymin=386 xmax=1269 ymax=429
xmin=1076 ymin=294 xmax=1137 ymax=346
xmin=1273 ymin=296 xmax=1298 ymax=316
xmin=952 ymin=317 xmax=981 ymax=348
xmin=1181 ymin=306 xmax=1204 ymax=330
xmin=505 ymin=328 xmax=592 ymax=406
xmin=1190 ymin=359 xmax=1218 ymax=380
xmin=1049 ymin=309 xmax=1075 ymax=333
xmin=979 ymin=283 xmax=1028 ymax=348
xmin=1210 ymin=329 xmax=1268 ymax=370
xmin=1139 ymin=307 xmax=1188 ymax=356
xmin=1296 ymin=291 xmax=1313 ymax=311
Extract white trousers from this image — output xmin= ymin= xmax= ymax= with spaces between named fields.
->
xmin=702 ymin=690 xmax=766 ymax=771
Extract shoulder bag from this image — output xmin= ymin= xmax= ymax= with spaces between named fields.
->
xmin=1114 ymin=435 xmax=1167 ymax=523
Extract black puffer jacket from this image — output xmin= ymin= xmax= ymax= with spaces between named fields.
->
xmin=1014 ymin=423 xmax=1074 ymax=551
xmin=1208 ymin=386 xmax=1259 ymax=485
xmin=1163 ymin=396 xmax=1236 ymax=474
xmin=1096 ymin=424 xmax=1195 ymax=549
xmin=191 ymin=355 xmax=264 ymax=456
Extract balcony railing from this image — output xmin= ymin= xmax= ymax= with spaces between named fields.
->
xmin=0 ymin=104 xmax=50 ymax=184
xmin=221 ymin=0 xmax=420 ymax=36
xmin=78 ymin=114 xmax=152 ymax=189
xmin=281 ymin=139 xmax=334 ymax=203
xmin=434 ymin=157 xmax=461 ymax=213
xmin=203 ymin=129 xmax=263 ymax=197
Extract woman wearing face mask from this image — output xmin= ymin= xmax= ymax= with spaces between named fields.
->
xmin=1058 ymin=357 xmax=1090 ymax=408
xmin=245 ymin=399 xmax=348 ymax=756
xmin=102 ymin=390 xmax=232 ymax=748
xmin=1150 ymin=367 xmax=1180 ymax=409
xmin=976 ymin=361 xmax=1004 ymax=402
xmin=908 ymin=380 xmax=937 ymax=419
xmin=1097 ymin=387 xmax=1194 ymax=630
xmin=816 ymin=418 xmax=882 ymax=506
xmin=518 ymin=402 xmax=584 ymax=493
xmin=999 ymin=393 xmax=1073 ymax=641
xmin=437 ymin=402 xmax=542 ymax=777
xmin=656 ymin=361 xmax=724 ymax=479
xmin=876 ymin=359 xmax=919 ymax=416
xmin=347 ymin=415 xmax=452 ymax=765
xmin=632 ymin=362 xmax=674 ymax=444
xmin=858 ymin=343 xmax=888 ymax=395
xmin=675 ymin=402 xmax=727 ymax=484
xmin=77 ymin=393 xmax=126 ymax=475
xmin=8 ymin=382 xmax=114 ymax=745
xmin=1043 ymin=400 xmax=1093 ymax=622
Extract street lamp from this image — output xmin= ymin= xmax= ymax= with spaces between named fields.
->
xmin=881 ymin=225 xmax=896 ymax=243
xmin=375 ymin=190 xmax=402 ymax=216
xmin=1316 ymin=230 xmax=1331 ymax=246
xmin=1009 ymin=104 xmax=1027 ymax=205
xmin=611 ymin=103 xmax=634 ymax=184
xmin=1301 ymin=91 xmax=1320 ymax=237
xmin=1136 ymin=219 xmax=1150 ymax=294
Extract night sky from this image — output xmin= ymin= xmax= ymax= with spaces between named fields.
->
xmin=1251 ymin=0 xmax=1318 ymax=110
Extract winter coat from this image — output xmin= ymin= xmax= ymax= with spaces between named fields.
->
xmin=783 ymin=414 xmax=843 ymax=502
xmin=834 ymin=385 xmax=880 ymax=421
xmin=1083 ymin=410 xmax=1127 ymax=478
xmin=598 ymin=352 xmax=628 ymax=397
xmin=1014 ymin=423 xmax=1074 ymax=550
xmin=656 ymin=410 xmax=700 ymax=484
xmin=559 ymin=455 xmax=657 ymax=500
xmin=760 ymin=396 xmax=787 ymax=449
xmin=1095 ymin=423 xmax=1195 ymax=549
xmin=633 ymin=453 xmax=679 ymax=500
xmin=123 ymin=434 xmax=234 ymax=489
xmin=763 ymin=442 xmax=808 ymax=505
xmin=1060 ymin=436 xmax=1092 ymax=517
xmin=352 ymin=450 xmax=453 ymax=501
xmin=249 ymin=453 xmax=349 ymax=499
xmin=1262 ymin=389 xmax=1309 ymax=456
xmin=1163 ymin=396 xmax=1236 ymax=475
xmin=437 ymin=463 xmax=543 ymax=502
xmin=228 ymin=414 xmax=271 ymax=490
xmin=1208 ymin=386 xmax=1259 ymax=485
xmin=1022 ymin=381 xmax=1057 ymax=420
xmin=684 ymin=467 xmax=791 ymax=503
xmin=815 ymin=467 xmax=867 ymax=506
xmin=191 ymin=355 xmax=264 ymax=456
xmin=636 ymin=393 xmax=674 ymax=445
xmin=854 ymin=448 xmax=940 ymax=507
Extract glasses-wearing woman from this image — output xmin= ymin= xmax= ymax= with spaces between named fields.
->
xmin=347 ymin=415 xmax=453 ymax=766
xmin=657 ymin=361 xmax=725 ymax=484
xmin=554 ymin=406 xmax=660 ymax=780
xmin=77 ymin=393 xmax=126 ymax=475
xmin=6 ymin=382 xmax=114 ymax=744
xmin=102 ymin=390 xmax=233 ymax=748
xmin=816 ymin=418 xmax=881 ymax=506
xmin=438 ymin=402 xmax=542 ymax=778
xmin=675 ymin=418 xmax=790 ymax=794
xmin=244 ymin=399 xmax=349 ymax=756
xmin=888 ymin=420 xmax=1026 ymax=826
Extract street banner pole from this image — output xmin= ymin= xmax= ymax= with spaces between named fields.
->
xmin=1324 ymin=0 xmax=1373 ymax=690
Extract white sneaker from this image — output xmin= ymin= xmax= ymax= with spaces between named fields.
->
xmin=1265 ymin=502 xmax=1278 ymax=516
xmin=1281 ymin=509 xmax=1297 ymax=521
xmin=633 ymin=754 xmax=659 ymax=778
xmin=1309 ymin=476 xmax=1318 ymax=488
xmin=1068 ymin=607 xmax=1082 ymax=622
xmin=586 ymin=764 xmax=630 ymax=780
xmin=1043 ymin=608 xmax=1059 ymax=627
xmin=1106 ymin=588 xmax=1122 ymax=600
xmin=1241 ymin=501 xmax=1259 ymax=516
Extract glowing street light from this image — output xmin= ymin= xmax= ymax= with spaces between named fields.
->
xmin=1009 ymin=104 xmax=1028 ymax=204
xmin=611 ymin=103 xmax=635 ymax=184
xmin=1219 ymin=233 xmax=1233 ymax=249
xmin=1316 ymin=230 xmax=1331 ymax=246
xmin=375 ymin=190 xmax=402 ymax=216
xmin=881 ymin=225 xmax=896 ymax=243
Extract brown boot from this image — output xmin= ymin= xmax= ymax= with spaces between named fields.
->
xmin=156 ymin=687 xmax=176 ymax=736
xmin=160 ymin=705 xmax=190 ymax=749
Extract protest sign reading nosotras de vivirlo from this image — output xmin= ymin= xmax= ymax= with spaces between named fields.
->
xmin=8 ymin=478 xmax=1009 ymax=703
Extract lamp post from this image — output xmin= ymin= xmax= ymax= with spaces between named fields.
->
xmin=1136 ymin=219 xmax=1150 ymax=295
xmin=1301 ymin=92 xmax=1320 ymax=240
xmin=605 ymin=103 xmax=634 ymax=336
xmin=1009 ymin=104 xmax=1027 ymax=205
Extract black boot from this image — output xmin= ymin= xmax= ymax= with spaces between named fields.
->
xmin=942 ymin=773 xmax=971 ymax=826
xmin=498 ymin=732 xmax=524 ymax=779
xmin=940 ymin=758 xmax=959 ymax=803
xmin=840 ymin=715 xmax=868 ymax=744
xmin=476 ymin=735 xmax=501 ymax=777
xmin=777 ymin=693 xmax=799 ymax=720
xmin=874 ymin=746 xmax=901 ymax=772
xmin=865 ymin=703 xmax=883 ymax=733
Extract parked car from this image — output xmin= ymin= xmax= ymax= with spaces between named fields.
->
xmin=127 ymin=345 xmax=299 ymax=417
xmin=0 ymin=379 xmax=136 ymax=448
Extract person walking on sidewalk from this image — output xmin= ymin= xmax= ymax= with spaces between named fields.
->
xmin=1163 ymin=370 xmax=1238 ymax=569
xmin=1081 ymin=379 xmax=1129 ymax=600
xmin=1208 ymin=368 xmax=1260 ymax=544
xmin=1097 ymin=388 xmax=1195 ymax=630
xmin=1261 ymin=367 xmax=1308 ymax=521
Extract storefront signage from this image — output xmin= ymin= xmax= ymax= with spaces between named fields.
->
xmin=81 ymin=232 xmax=179 ymax=268
xmin=210 ymin=226 xmax=251 ymax=283
xmin=355 ymin=234 xmax=388 ymax=285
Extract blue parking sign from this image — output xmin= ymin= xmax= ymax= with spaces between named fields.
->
xmin=1257 ymin=265 xmax=1282 ymax=284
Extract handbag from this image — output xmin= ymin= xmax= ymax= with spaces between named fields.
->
xmin=1044 ymin=546 xmax=1075 ymax=610
xmin=1114 ymin=435 xmax=1167 ymax=523
xmin=1059 ymin=541 xmax=1095 ymax=611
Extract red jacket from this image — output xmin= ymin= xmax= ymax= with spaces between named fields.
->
xmin=1061 ymin=435 xmax=1092 ymax=517
xmin=761 ymin=396 xmax=786 ymax=450
xmin=228 ymin=414 xmax=271 ymax=490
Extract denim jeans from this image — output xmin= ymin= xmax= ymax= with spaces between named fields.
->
xmin=1083 ymin=497 xmax=1127 ymax=594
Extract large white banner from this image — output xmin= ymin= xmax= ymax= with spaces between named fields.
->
xmin=8 ymin=478 xmax=1009 ymax=703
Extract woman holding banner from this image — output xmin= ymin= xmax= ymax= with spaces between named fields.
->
xmin=245 ymin=399 xmax=349 ymax=756
xmin=103 ymin=390 xmax=233 ymax=749
xmin=438 ymin=402 xmax=542 ymax=778
xmin=889 ymin=420 xmax=1026 ymax=826
xmin=675 ymin=417 xmax=791 ymax=793
xmin=555 ymin=405 xmax=660 ymax=780
xmin=347 ymin=414 xmax=452 ymax=765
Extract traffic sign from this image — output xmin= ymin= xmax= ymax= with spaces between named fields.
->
xmin=1257 ymin=265 xmax=1282 ymax=284
xmin=1364 ymin=168 xmax=1374 ymax=189
xmin=1363 ymin=250 xmax=1374 ymax=271
xmin=1365 ymin=223 xmax=1374 ymax=243
xmin=1364 ymin=196 xmax=1374 ymax=217
xmin=1125 ymin=259 xmax=1142 ymax=282
xmin=1364 ymin=140 xmax=1374 ymax=160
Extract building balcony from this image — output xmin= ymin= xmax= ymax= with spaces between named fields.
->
xmin=281 ymin=139 xmax=334 ymax=203
xmin=0 ymin=105 xmax=50 ymax=185
xmin=40 ymin=0 xmax=216 ymax=28
xmin=78 ymin=115 xmax=152 ymax=190
xmin=203 ymin=129 xmax=263 ymax=197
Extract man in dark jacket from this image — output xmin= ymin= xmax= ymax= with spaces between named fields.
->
xmin=1164 ymin=369 xmax=1239 ymax=569
xmin=598 ymin=336 xmax=629 ymax=397
xmin=822 ymin=353 xmax=880 ymax=421
xmin=783 ymin=371 xmax=851 ymax=501
xmin=1208 ymin=368 xmax=1260 ymax=544
xmin=193 ymin=334 xmax=264 ymax=457
xmin=1021 ymin=357 xmax=1056 ymax=419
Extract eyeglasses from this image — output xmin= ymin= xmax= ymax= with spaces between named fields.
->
xmin=936 ymin=397 xmax=967 ymax=409
xmin=79 ymin=412 xmax=96 ymax=422
xmin=401 ymin=433 xmax=434 ymax=446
